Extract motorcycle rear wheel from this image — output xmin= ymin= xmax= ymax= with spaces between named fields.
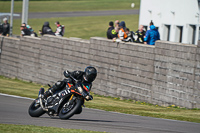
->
xmin=59 ymin=98 xmax=83 ymax=119
xmin=28 ymin=98 xmax=45 ymax=117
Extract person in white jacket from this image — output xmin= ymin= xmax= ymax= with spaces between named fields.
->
xmin=55 ymin=21 xmax=64 ymax=37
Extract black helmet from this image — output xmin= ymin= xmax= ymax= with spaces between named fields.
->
xmin=83 ymin=66 xmax=97 ymax=83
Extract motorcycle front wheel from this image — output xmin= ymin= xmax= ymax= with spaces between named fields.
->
xmin=59 ymin=98 xmax=83 ymax=119
xmin=28 ymin=98 xmax=45 ymax=117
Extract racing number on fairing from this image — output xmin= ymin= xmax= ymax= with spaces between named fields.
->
xmin=60 ymin=89 xmax=70 ymax=97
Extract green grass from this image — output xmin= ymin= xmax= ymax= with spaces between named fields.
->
xmin=12 ymin=14 xmax=139 ymax=39
xmin=0 ymin=124 xmax=105 ymax=133
xmin=85 ymin=95 xmax=200 ymax=123
xmin=0 ymin=76 xmax=200 ymax=123
xmin=0 ymin=0 xmax=140 ymax=13
xmin=0 ymin=76 xmax=45 ymax=98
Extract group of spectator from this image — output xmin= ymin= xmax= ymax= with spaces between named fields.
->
xmin=1 ymin=17 xmax=159 ymax=45
xmin=0 ymin=17 xmax=64 ymax=38
xmin=21 ymin=21 xmax=64 ymax=37
xmin=39 ymin=21 xmax=64 ymax=37
xmin=106 ymin=20 xmax=160 ymax=45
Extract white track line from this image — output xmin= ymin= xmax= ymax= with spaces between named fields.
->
xmin=0 ymin=93 xmax=34 ymax=100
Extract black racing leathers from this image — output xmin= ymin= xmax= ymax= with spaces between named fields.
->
xmin=43 ymin=71 xmax=92 ymax=98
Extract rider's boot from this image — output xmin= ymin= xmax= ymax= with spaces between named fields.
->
xmin=38 ymin=87 xmax=55 ymax=100
xmin=43 ymin=89 xmax=54 ymax=99
xmin=38 ymin=88 xmax=45 ymax=98
xmin=38 ymin=82 xmax=62 ymax=99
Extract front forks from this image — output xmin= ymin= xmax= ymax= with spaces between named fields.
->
xmin=68 ymin=94 xmax=75 ymax=105
xmin=66 ymin=94 xmax=85 ymax=107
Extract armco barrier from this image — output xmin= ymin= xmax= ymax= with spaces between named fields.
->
xmin=0 ymin=35 xmax=199 ymax=108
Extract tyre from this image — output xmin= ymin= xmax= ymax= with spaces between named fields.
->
xmin=28 ymin=98 xmax=45 ymax=117
xmin=75 ymin=106 xmax=82 ymax=114
xmin=59 ymin=98 xmax=83 ymax=119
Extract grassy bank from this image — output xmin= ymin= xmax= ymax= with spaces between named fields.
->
xmin=0 ymin=124 xmax=104 ymax=133
xmin=12 ymin=14 xmax=139 ymax=39
xmin=0 ymin=0 xmax=140 ymax=13
xmin=0 ymin=76 xmax=200 ymax=123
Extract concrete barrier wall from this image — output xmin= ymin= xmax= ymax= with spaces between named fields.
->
xmin=153 ymin=41 xmax=198 ymax=108
xmin=194 ymin=45 xmax=200 ymax=108
xmin=0 ymin=35 xmax=199 ymax=108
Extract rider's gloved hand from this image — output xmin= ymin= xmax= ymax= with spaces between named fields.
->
xmin=85 ymin=95 xmax=93 ymax=101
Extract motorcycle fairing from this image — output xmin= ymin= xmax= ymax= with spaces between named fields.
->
xmin=46 ymin=89 xmax=72 ymax=114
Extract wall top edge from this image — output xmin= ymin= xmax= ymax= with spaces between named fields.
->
xmin=124 ymin=42 xmax=155 ymax=48
xmin=3 ymin=36 xmax=20 ymax=41
xmin=3 ymin=35 xmax=198 ymax=48
xmin=42 ymin=35 xmax=89 ymax=43
xmin=23 ymin=36 xmax=41 ymax=40
xmin=157 ymin=40 xmax=197 ymax=47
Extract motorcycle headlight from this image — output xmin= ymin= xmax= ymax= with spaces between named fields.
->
xmin=77 ymin=86 xmax=83 ymax=93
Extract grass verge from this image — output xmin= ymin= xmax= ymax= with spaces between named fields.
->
xmin=0 ymin=76 xmax=200 ymax=123
xmin=0 ymin=123 xmax=104 ymax=133
xmin=12 ymin=14 xmax=139 ymax=39
xmin=0 ymin=0 xmax=140 ymax=13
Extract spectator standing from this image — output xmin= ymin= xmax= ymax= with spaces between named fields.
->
xmin=134 ymin=25 xmax=146 ymax=43
xmin=145 ymin=20 xmax=154 ymax=38
xmin=55 ymin=21 xmax=64 ymax=37
xmin=123 ymin=28 xmax=134 ymax=42
xmin=107 ymin=21 xmax=114 ymax=39
xmin=20 ymin=26 xmax=31 ymax=36
xmin=22 ymin=23 xmax=31 ymax=32
xmin=40 ymin=22 xmax=55 ymax=36
xmin=144 ymin=24 xmax=160 ymax=45
xmin=114 ymin=20 xmax=120 ymax=28
xmin=111 ymin=27 xmax=119 ymax=42
xmin=0 ymin=18 xmax=10 ymax=37
xmin=118 ymin=21 xmax=127 ymax=40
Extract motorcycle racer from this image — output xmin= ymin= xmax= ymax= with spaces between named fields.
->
xmin=39 ymin=66 xmax=97 ymax=101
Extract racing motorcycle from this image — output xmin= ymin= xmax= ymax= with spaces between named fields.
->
xmin=28 ymin=71 xmax=93 ymax=119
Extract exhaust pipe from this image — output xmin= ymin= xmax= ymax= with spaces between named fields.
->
xmin=39 ymin=97 xmax=48 ymax=111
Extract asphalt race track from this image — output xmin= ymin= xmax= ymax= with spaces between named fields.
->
xmin=14 ymin=10 xmax=139 ymax=19
xmin=0 ymin=94 xmax=200 ymax=133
